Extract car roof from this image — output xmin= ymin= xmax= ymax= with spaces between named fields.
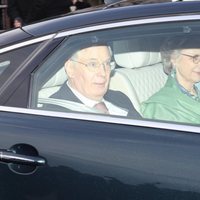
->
xmin=22 ymin=1 xmax=200 ymax=36
xmin=1 ymin=0 xmax=200 ymax=47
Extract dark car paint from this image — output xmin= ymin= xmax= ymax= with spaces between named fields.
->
xmin=0 ymin=28 xmax=32 ymax=47
xmin=0 ymin=110 xmax=200 ymax=199
xmin=22 ymin=1 xmax=200 ymax=37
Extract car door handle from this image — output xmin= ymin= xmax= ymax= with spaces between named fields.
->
xmin=0 ymin=150 xmax=46 ymax=166
xmin=0 ymin=144 xmax=46 ymax=175
xmin=0 ymin=143 xmax=46 ymax=166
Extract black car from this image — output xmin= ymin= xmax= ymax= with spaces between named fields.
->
xmin=0 ymin=0 xmax=200 ymax=199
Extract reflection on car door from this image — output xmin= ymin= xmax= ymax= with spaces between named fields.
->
xmin=0 ymin=108 xmax=200 ymax=199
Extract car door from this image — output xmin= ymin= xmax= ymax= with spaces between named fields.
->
xmin=0 ymin=107 xmax=200 ymax=200
xmin=29 ymin=13 xmax=200 ymax=198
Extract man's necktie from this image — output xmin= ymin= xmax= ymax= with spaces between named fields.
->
xmin=94 ymin=102 xmax=109 ymax=114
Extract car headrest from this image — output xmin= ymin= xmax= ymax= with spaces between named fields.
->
xmin=113 ymin=39 xmax=161 ymax=69
xmin=42 ymin=67 xmax=67 ymax=89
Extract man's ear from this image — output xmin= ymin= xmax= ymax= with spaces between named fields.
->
xmin=65 ymin=60 xmax=75 ymax=78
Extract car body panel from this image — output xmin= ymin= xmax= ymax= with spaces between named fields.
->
xmin=0 ymin=28 xmax=32 ymax=47
xmin=21 ymin=1 xmax=200 ymax=37
xmin=0 ymin=107 xmax=199 ymax=199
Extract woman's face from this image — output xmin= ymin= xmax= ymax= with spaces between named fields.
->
xmin=171 ymin=49 xmax=200 ymax=88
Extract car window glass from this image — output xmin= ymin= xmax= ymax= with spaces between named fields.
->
xmin=0 ymin=60 xmax=10 ymax=75
xmin=0 ymin=43 xmax=41 ymax=87
xmin=31 ymin=20 xmax=200 ymax=125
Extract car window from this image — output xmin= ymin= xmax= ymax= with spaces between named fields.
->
xmin=0 ymin=43 xmax=41 ymax=87
xmin=0 ymin=60 xmax=10 ymax=75
xmin=30 ymin=20 xmax=200 ymax=125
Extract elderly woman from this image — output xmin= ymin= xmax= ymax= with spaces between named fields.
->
xmin=141 ymin=36 xmax=200 ymax=124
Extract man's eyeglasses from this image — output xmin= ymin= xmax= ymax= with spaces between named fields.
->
xmin=181 ymin=53 xmax=200 ymax=64
xmin=70 ymin=59 xmax=115 ymax=72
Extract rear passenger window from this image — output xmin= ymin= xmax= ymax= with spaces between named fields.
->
xmin=31 ymin=21 xmax=200 ymax=125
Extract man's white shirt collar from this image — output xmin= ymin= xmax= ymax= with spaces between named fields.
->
xmin=67 ymin=82 xmax=128 ymax=116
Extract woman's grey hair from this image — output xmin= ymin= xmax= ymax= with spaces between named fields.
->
xmin=160 ymin=36 xmax=200 ymax=74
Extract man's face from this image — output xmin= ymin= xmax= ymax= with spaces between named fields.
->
xmin=66 ymin=45 xmax=112 ymax=101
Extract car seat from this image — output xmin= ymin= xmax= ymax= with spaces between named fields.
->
xmin=110 ymin=39 xmax=167 ymax=112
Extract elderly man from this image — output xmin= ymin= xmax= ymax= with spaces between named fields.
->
xmin=47 ymin=43 xmax=140 ymax=118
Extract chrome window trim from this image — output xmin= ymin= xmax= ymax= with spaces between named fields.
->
xmin=0 ymin=106 xmax=199 ymax=134
xmin=55 ymin=14 xmax=200 ymax=38
xmin=0 ymin=34 xmax=56 ymax=54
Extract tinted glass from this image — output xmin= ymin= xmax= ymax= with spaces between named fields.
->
xmin=31 ymin=20 xmax=200 ymax=125
xmin=0 ymin=43 xmax=41 ymax=87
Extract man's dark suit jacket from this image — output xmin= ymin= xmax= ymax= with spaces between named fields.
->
xmin=44 ymin=82 xmax=141 ymax=119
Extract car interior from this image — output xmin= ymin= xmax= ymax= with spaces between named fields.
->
xmin=34 ymin=37 xmax=168 ymax=115
xmin=31 ymin=21 xmax=200 ymax=119
xmin=110 ymin=38 xmax=167 ymax=113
